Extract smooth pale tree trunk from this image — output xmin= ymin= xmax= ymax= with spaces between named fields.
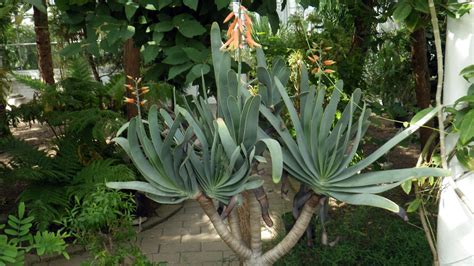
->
xmin=437 ymin=6 xmax=474 ymax=265
xmin=123 ymin=38 xmax=140 ymax=119
xmin=33 ymin=0 xmax=54 ymax=85
xmin=410 ymin=28 xmax=433 ymax=149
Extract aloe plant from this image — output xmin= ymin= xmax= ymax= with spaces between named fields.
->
xmin=107 ymin=22 xmax=449 ymax=266
xmin=259 ymin=61 xmax=450 ymax=219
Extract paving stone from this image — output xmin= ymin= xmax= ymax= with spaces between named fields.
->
xmin=184 ymin=200 xmax=200 ymax=208
xmin=160 ymin=242 xmax=201 ymax=253
xmin=183 ymin=220 xmax=212 ymax=228
xmin=182 ymin=232 xmax=221 ymax=243
xmin=200 ymin=224 xmax=217 ymax=235
xmin=140 ymin=237 xmax=160 ymax=254
xmin=152 ymin=252 xmax=180 ymax=264
xmin=157 ymin=220 xmax=184 ymax=230
xmin=143 ymin=226 xmax=163 ymax=238
xmin=180 ymin=251 xmax=223 ymax=264
xmin=184 ymin=207 xmax=205 ymax=214
xmin=162 ymin=226 xmax=200 ymax=237
xmin=159 ymin=234 xmax=182 ymax=244
xmin=167 ymin=213 xmax=209 ymax=223
xmin=201 ymin=240 xmax=231 ymax=252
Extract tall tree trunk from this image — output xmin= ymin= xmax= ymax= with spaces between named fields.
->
xmin=33 ymin=1 xmax=54 ymax=85
xmin=343 ymin=0 xmax=375 ymax=92
xmin=123 ymin=38 xmax=140 ymax=119
xmin=411 ymin=28 xmax=433 ymax=149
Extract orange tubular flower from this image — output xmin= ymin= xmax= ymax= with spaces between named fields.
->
xmin=123 ymin=97 xmax=135 ymax=104
xmin=221 ymin=4 xmax=260 ymax=50
xmin=323 ymin=60 xmax=336 ymax=66
xmin=324 ymin=69 xmax=335 ymax=74
xmin=125 ymin=84 xmax=133 ymax=91
xmin=311 ymin=67 xmax=321 ymax=74
xmin=223 ymin=11 xmax=235 ymax=23
xmin=140 ymin=100 xmax=148 ymax=106
xmin=308 ymin=54 xmax=319 ymax=63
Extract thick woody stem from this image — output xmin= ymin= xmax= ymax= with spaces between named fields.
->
xmin=262 ymin=194 xmax=320 ymax=264
xmin=196 ymin=194 xmax=252 ymax=259
xmin=228 ymin=208 xmax=243 ymax=241
xmin=249 ymin=192 xmax=262 ymax=255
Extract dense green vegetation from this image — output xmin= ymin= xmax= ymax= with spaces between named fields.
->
xmin=0 ymin=0 xmax=472 ymax=264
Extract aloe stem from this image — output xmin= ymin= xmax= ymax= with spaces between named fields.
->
xmin=228 ymin=208 xmax=243 ymax=242
xmin=262 ymin=194 xmax=320 ymax=264
xmin=196 ymin=193 xmax=252 ymax=259
xmin=249 ymin=193 xmax=262 ymax=255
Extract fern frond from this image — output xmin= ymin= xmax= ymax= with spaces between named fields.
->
xmin=0 ymin=137 xmax=56 ymax=181
xmin=13 ymin=74 xmax=54 ymax=92
xmin=50 ymin=137 xmax=84 ymax=182
xmin=66 ymin=57 xmax=93 ymax=82
xmin=70 ymin=159 xmax=135 ymax=199
xmin=19 ymin=185 xmax=70 ymax=230
xmin=63 ymin=109 xmax=124 ymax=143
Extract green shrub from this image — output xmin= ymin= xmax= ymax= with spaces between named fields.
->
xmin=0 ymin=202 xmax=69 ymax=265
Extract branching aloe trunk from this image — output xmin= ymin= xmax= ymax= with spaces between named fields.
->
xmin=197 ymin=193 xmax=321 ymax=265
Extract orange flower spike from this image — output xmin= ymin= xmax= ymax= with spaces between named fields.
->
xmin=308 ymin=54 xmax=319 ymax=63
xmin=237 ymin=17 xmax=244 ymax=33
xmin=324 ymin=69 xmax=335 ymax=74
xmin=231 ymin=29 xmax=240 ymax=49
xmin=124 ymin=84 xmax=133 ymax=91
xmin=123 ymin=97 xmax=135 ymax=104
xmin=221 ymin=34 xmax=234 ymax=50
xmin=244 ymin=13 xmax=253 ymax=27
xmin=224 ymin=12 xmax=235 ymax=23
xmin=246 ymin=30 xmax=261 ymax=48
xmin=227 ymin=19 xmax=238 ymax=38
xmin=323 ymin=60 xmax=336 ymax=66
xmin=311 ymin=67 xmax=321 ymax=74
